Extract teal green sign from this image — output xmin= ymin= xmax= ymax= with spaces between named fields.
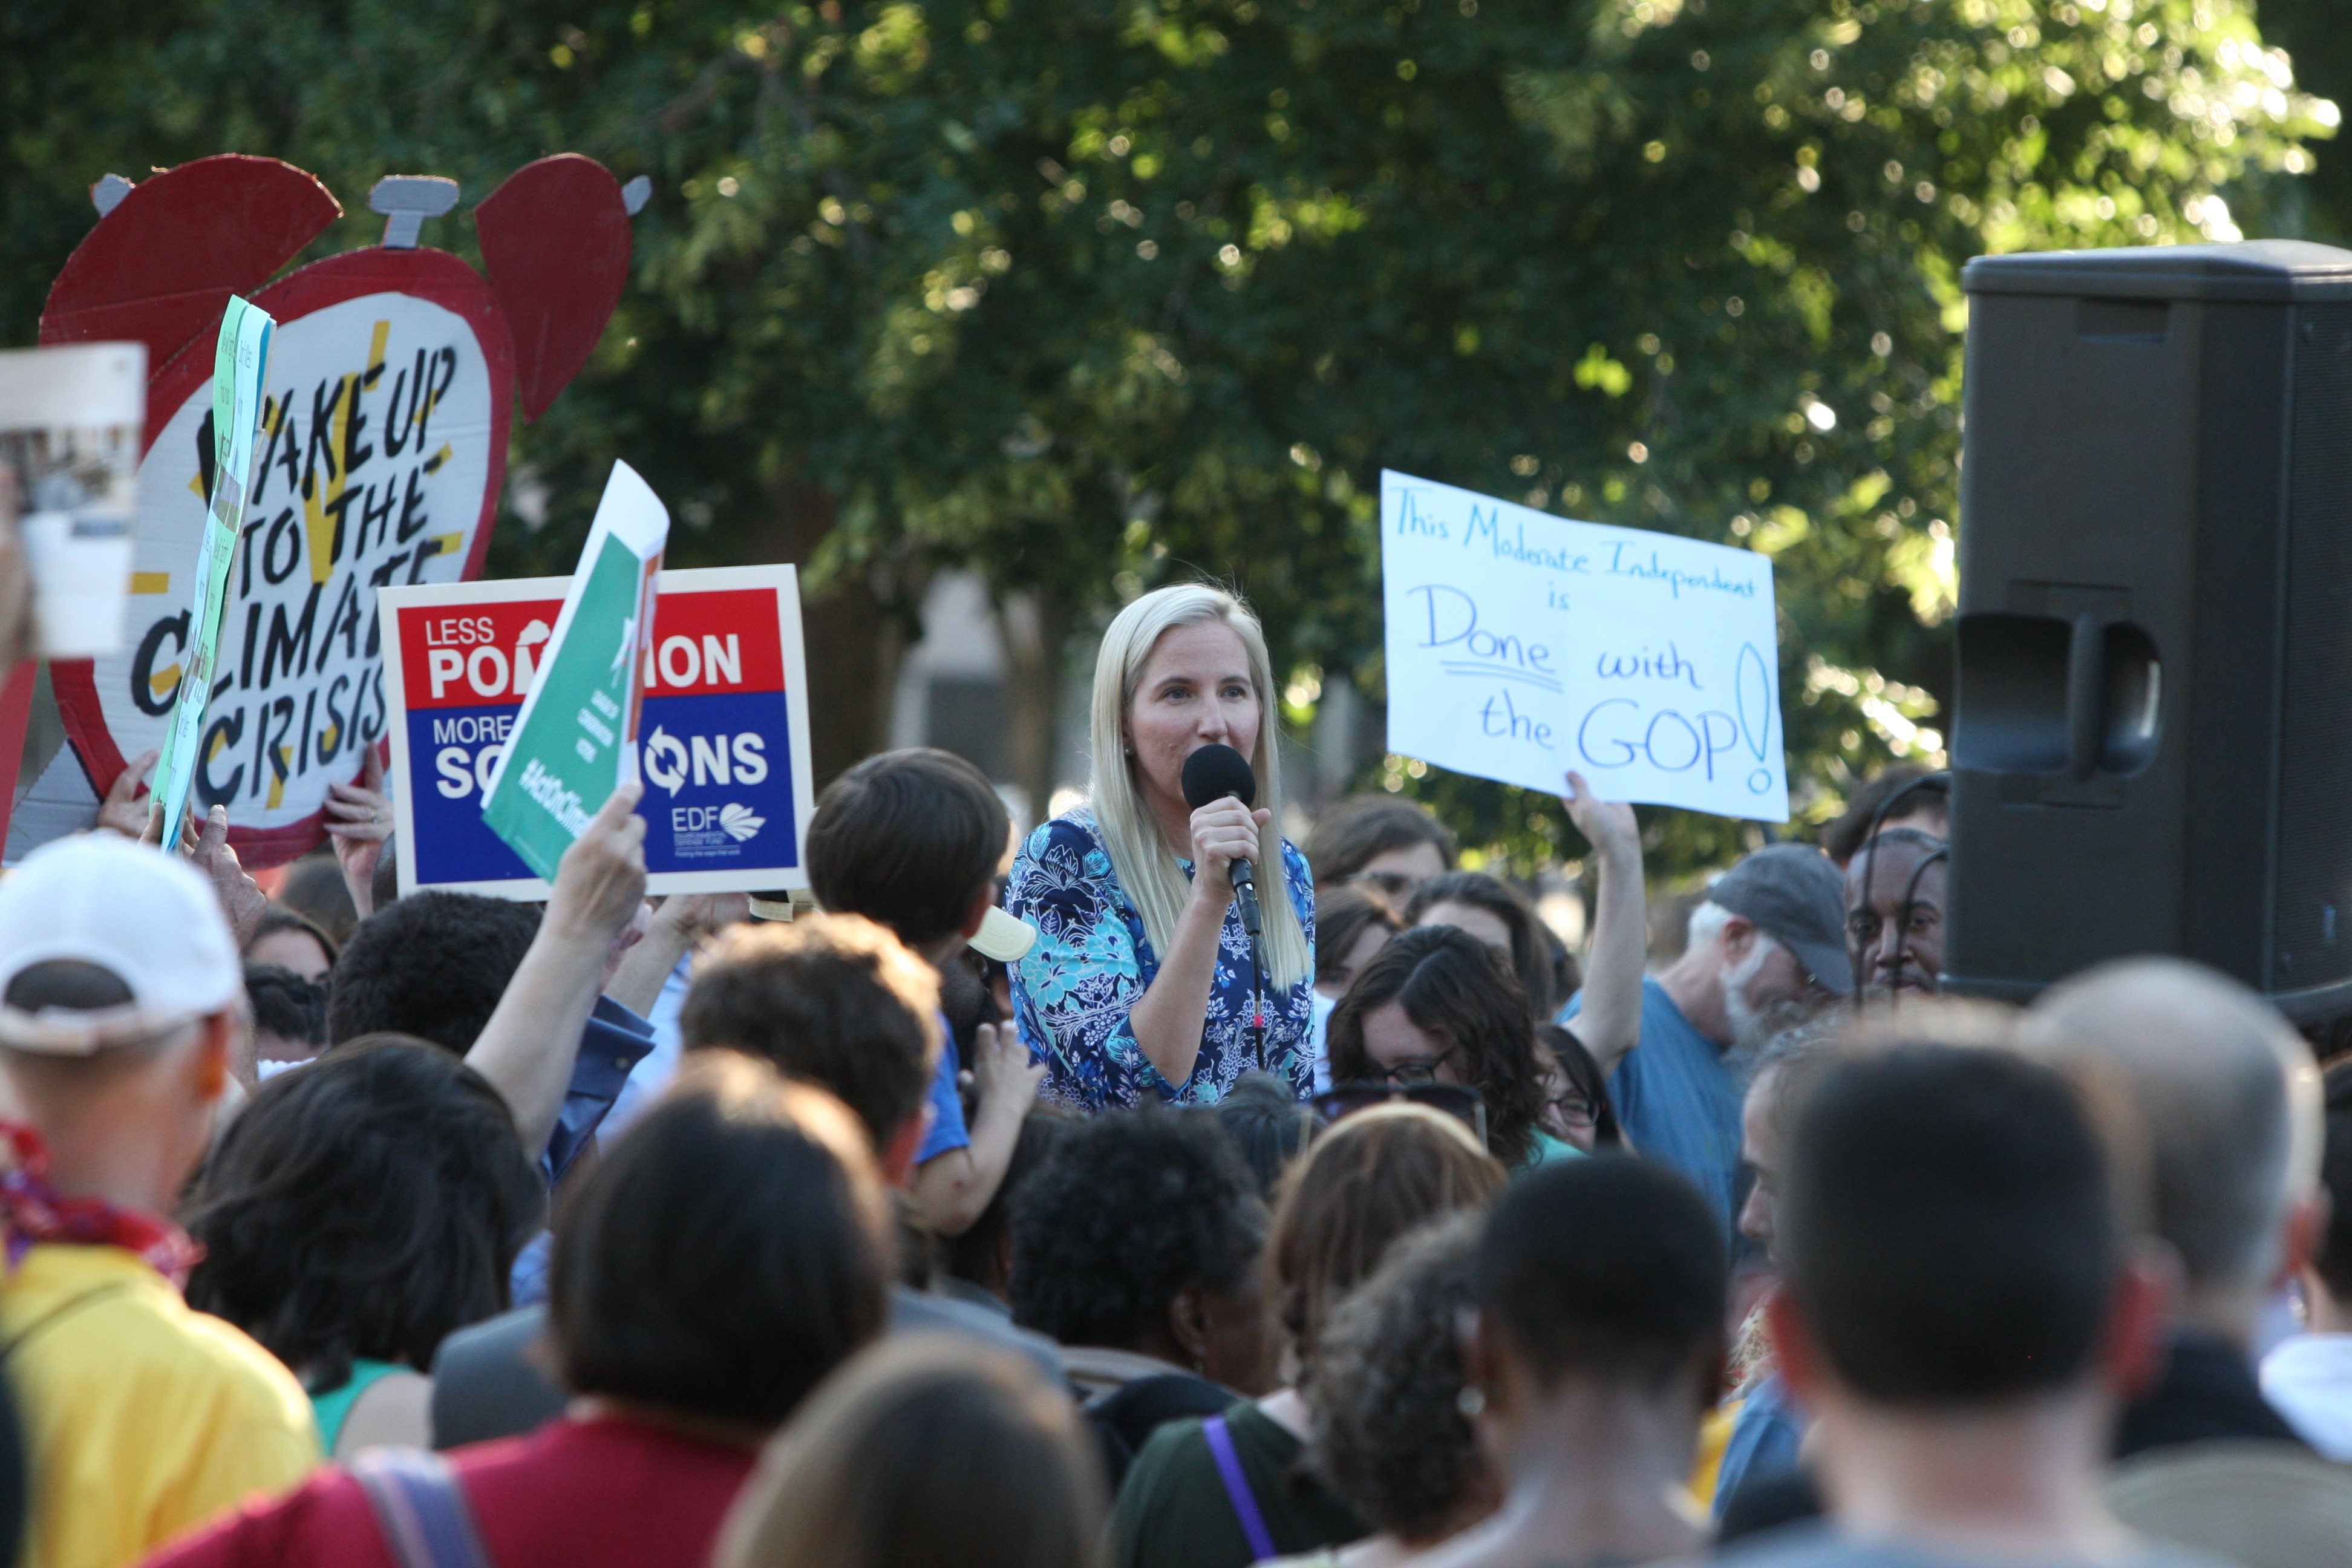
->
xmin=479 ymin=460 xmax=667 ymax=879
xmin=151 ymin=295 xmax=273 ymax=843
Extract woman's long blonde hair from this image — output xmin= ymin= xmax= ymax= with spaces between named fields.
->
xmin=1088 ymin=583 xmax=1312 ymax=991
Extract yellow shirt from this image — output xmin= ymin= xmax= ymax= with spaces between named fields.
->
xmin=1689 ymin=1396 xmax=1741 ymax=1512
xmin=1 ymin=1243 xmax=319 ymax=1568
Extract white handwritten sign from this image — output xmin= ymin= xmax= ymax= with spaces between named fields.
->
xmin=1380 ymin=471 xmax=1787 ymax=822
xmin=64 ymin=287 xmax=503 ymax=864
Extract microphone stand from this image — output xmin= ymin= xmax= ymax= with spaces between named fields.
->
xmin=1232 ymin=861 xmax=1267 ymax=1070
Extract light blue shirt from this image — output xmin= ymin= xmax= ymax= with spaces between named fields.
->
xmin=1562 ymin=976 xmax=1742 ymax=1231
xmin=1526 ymin=1130 xmax=1588 ymax=1168
xmin=1714 ymin=1370 xmax=1805 ymax=1520
xmin=1005 ymin=810 xmax=1316 ymax=1111
xmin=603 ymin=952 xmax=694 ymax=1141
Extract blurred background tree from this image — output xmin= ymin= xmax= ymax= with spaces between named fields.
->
xmin=2257 ymin=0 xmax=2351 ymax=242
xmin=1 ymin=0 xmax=2334 ymax=883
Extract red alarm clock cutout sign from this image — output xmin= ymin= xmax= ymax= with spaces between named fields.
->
xmin=14 ymin=152 xmax=641 ymax=868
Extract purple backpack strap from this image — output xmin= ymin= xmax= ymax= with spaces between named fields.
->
xmin=349 ymin=1448 xmax=495 ymax=1568
xmin=1202 ymin=1414 xmax=1279 ymax=1564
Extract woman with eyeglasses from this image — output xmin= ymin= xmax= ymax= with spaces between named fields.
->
xmin=1535 ymin=1024 xmax=1624 ymax=1154
xmin=1324 ymin=926 xmax=1568 ymax=1171
xmin=1005 ymin=584 xmax=1317 ymax=1112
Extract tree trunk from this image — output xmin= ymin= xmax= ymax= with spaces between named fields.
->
xmin=731 ymin=480 xmax=911 ymax=789
xmin=996 ymin=583 xmax=1071 ymax=831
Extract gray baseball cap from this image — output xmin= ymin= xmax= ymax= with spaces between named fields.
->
xmin=1708 ymin=843 xmax=1854 ymax=996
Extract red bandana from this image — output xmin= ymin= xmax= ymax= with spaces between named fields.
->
xmin=0 ymin=1123 xmax=202 ymax=1289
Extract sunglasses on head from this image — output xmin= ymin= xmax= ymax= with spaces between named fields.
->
xmin=1312 ymin=1082 xmax=1489 ymax=1149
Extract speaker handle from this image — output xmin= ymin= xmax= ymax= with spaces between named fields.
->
xmin=2065 ymin=612 xmax=2106 ymax=782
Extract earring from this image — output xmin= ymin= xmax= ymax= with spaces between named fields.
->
xmin=1455 ymin=1386 xmax=1486 ymax=1418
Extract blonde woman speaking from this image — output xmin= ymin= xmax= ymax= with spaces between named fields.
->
xmin=1005 ymin=584 xmax=1316 ymax=1111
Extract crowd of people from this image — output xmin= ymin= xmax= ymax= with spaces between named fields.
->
xmin=0 ymin=567 xmax=2349 ymax=1568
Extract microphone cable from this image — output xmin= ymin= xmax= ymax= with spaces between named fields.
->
xmin=1851 ymin=770 xmax=1950 ymax=1011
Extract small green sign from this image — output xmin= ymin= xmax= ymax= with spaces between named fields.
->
xmin=479 ymin=460 xmax=667 ymax=879
xmin=151 ymin=295 xmax=273 ymax=843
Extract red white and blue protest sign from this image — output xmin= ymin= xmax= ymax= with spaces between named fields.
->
xmin=379 ymin=565 xmax=815 ymax=896
xmin=7 ymin=151 xmax=641 ymax=868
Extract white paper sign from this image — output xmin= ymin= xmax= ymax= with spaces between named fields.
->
xmin=1380 ymin=470 xmax=1788 ymax=822
xmin=101 ymin=292 xmax=498 ymax=834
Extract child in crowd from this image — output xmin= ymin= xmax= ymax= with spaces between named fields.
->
xmin=804 ymin=748 xmax=1048 ymax=1238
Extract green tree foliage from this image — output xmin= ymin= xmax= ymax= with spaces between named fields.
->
xmin=1374 ymin=0 xmax=2332 ymax=872
xmin=0 ymin=0 xmax=2332 ymax=879
xmin=2255 ymin=0 xmax=2352 ymax=242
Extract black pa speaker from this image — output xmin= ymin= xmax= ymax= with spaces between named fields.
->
xmin=1947 ymin=241 xmax=2352 ymax=1018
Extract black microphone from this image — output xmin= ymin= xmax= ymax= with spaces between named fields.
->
xmin=1180 ymin=742 xmax=1263 ymax=938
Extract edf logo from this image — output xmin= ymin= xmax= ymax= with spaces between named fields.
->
xmin=672 ymin=803 xmax=764 ymax=842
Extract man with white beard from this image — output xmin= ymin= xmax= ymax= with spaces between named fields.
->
xmin=1563 ymin=844 xmax=1851 ymax=1230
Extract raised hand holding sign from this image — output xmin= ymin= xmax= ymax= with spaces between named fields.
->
xmin=1380 ymin=471 xmax=1788 ymax=822
xmin=377 ymin=562 xmax=816 ymax=899
xmin=8 ymin=152 xmax=641 ymax=867
xmin=478 ymin=462 xmax=665 ymax=881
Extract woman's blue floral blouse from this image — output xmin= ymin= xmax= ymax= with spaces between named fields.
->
xmin=1004 ymin=809 xmax=1317 ymax=1112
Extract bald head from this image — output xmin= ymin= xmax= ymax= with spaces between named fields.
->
xmin=2027 ymin=958 xmax=2321 ymax=1314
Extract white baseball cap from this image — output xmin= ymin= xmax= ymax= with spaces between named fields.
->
xmin=0 ymin=834 xmax=241 ymax=1054
xmin=751 ymin=891 xmax=1037 ymax=963
xmin=968 ymin=907 xmax=1037 ymax=964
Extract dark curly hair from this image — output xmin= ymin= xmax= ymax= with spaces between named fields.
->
xmin=1327 ymin=926 xmax=1547 ymax=1169
xmin=1008 ymin=1108 xmax=1264 ymax=1348
xmin=243 ymin=963 xmax=327 ymax=1051
xmin=1405 ymin=871 xmax=1564 ymax=1019
xmin=184 ymin=1036 xmax=544 ymax=1394
xmin=1303 ymin=1213 xmax=1490 ymax=1544
xmin=326 ymin=891 xmax=541 ymax=1053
